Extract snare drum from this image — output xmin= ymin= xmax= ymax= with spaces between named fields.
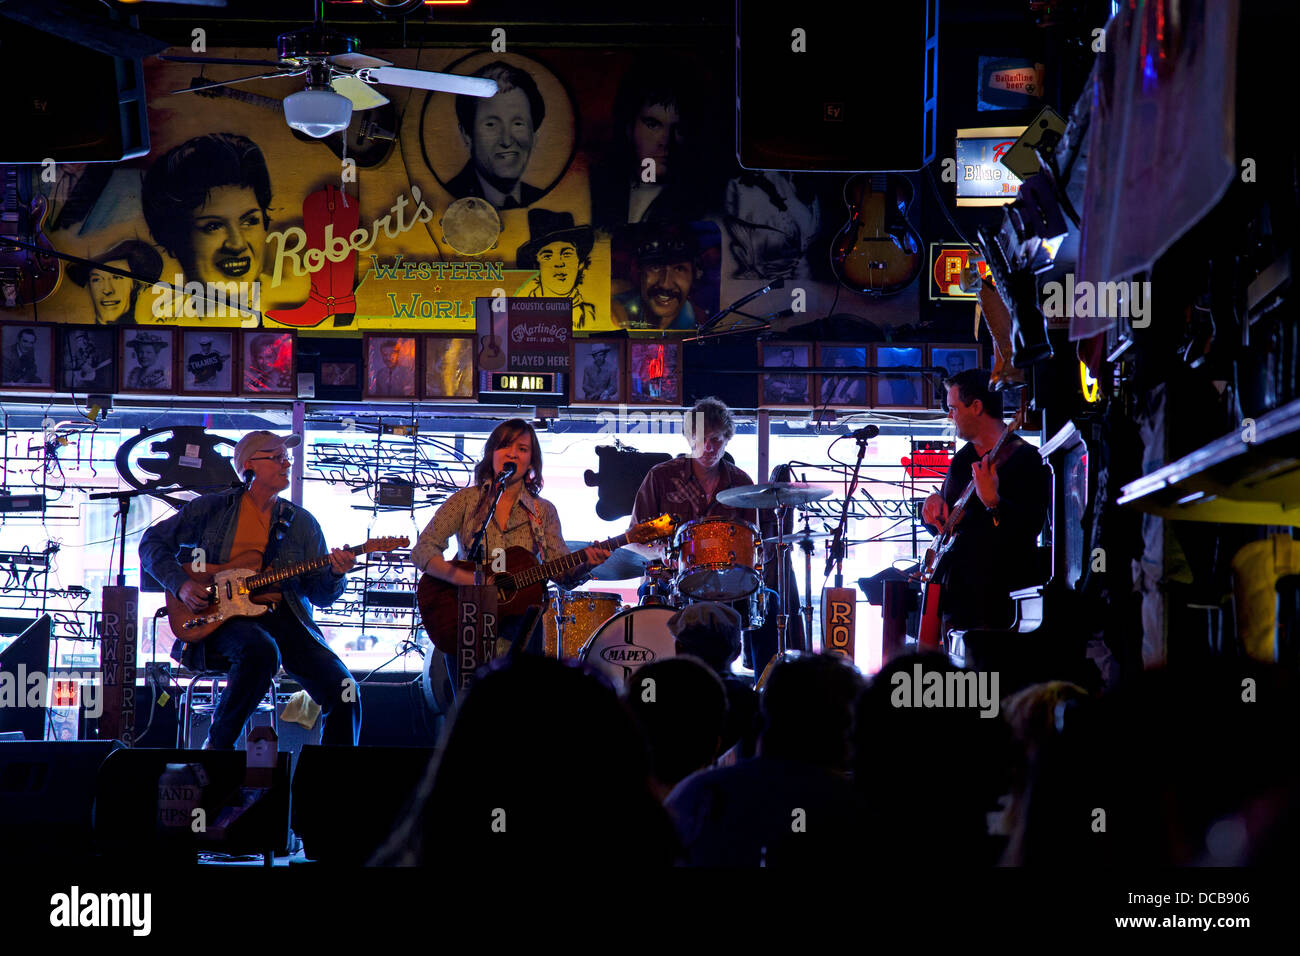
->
xmin=544 ymin=590 xmax=623 ymax=660
xmin=674 ymin=518 xmax=763 ymax=601
xmin=578 ymin=606 xmax=677 ymax=691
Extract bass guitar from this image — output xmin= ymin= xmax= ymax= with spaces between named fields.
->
xmin=418 ymin=513 xmax=676 ymax=652
xmin=167 ymin=536 xmax=408 ymax=643
xmin=829 ymin=173 xmax=922 ymax=295
xmin=0 ymin=165 xmax=61 ymax=307
xmin=916 ymin=405 xmax=1026 ymax=650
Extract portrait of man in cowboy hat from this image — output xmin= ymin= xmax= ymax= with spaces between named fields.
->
xmin=67 ymin=238 xmax=164 ymax=325
xmin=611 ymin=222 xmax=706 ymax=331
xmin=124 ymin=329 xmax=173 ymax=391
xmin=183 ymin=330 xmax=234 ymax=392
xmin=578 ymin=340 xmax=620 ymax=402
xmin=515 ymin=208 xmax=596 ymax=328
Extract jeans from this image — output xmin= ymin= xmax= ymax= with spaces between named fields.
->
xmin=204 ymin=604 xmax=361 ymax=748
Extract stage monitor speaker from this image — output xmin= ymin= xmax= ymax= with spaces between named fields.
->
xmin=0 ymin=19 xmax=149 ymax=163
xmin=737 ymin=1 xmax=939 ymax=171
xmin=0 ymin=739 xmax=124 ymax=859
xmin=0 ymin=614 xmax=51 ymax=741
xmin=292 ymin=745 xmax=436 ymax=864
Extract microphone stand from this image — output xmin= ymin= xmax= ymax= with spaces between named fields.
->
xmin=690 ymin=279 xmax=784 ymax=337
xmin=825 ymin=432 xmax=871 ymax=590
xmin=467 ymin=478 xmax=511 ymax=583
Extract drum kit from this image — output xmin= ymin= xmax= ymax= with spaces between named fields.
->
xmin=548 ymin=482 xmax=833 ymax=690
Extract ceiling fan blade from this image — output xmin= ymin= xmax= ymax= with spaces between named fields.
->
xmin=331 ymin=75 xmax=390 ymax=110
xmin=159 ymin=55 xmax=290 ymax=68
xmin=0 ymin=0 xmax=169 ymax=60
xmin=329 ymin=53 xmax=393 ymax=70
xmin=363 ymin=67 xmax=499 ymax=98
xmin=169 ymin=70 xmax=303 ymax=95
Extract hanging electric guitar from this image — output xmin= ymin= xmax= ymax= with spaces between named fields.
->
xmin=916 ymin=404 xmax=1026 ymax=650
xmin=418 ymin=513 xmax=676 ymax=652
xmin=0 ymin=165 xmax=61 ymax=307
xmin=168 ymin=536 xmax=408 ymax=643
xmin=829 ymin=173 xmax=923 ymax=295
xmin=189 ymin=78 xmax=398 ymax=169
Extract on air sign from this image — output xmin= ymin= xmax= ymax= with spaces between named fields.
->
xmin=929 ymin=244 xmax=995 ymax=301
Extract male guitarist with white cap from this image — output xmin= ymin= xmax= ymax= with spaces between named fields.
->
xmin=140 ymin=430 xmax=360 ymax=749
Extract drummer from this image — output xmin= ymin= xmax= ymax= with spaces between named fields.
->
xmin=629 ymin=396 xmax=758 ymax=564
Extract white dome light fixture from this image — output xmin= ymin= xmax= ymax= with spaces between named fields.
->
xmin=283 ymin=88 xmax=352 ymax=138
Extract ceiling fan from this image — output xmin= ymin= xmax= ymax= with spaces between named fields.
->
xmin=160 ymin=0 xmax=497 ymax=138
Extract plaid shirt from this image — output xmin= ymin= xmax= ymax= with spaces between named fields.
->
xmin=412 ymin=484 xmax=588 ymax=589
xmin=631 ymin=456 xmax=758 ymax=531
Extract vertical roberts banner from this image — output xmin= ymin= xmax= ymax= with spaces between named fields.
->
xmin=821 ymin=587 xmax=857 ymax=663
xmin=455 ymin=584 xmax=498 ymax=695
xmin=100 ymin=586 xmax=138 ymax=744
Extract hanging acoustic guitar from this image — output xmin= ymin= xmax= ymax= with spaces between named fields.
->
xmin=829 ymin=172 xmax=923 ymax=295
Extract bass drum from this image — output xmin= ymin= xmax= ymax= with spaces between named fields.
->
xmin=578 ymin=606 xmax=677 ymax=692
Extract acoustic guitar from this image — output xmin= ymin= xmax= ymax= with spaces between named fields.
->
xmin=916 ymin=405 xmax=1026 ymax=650
xmin=0 ymin=166 xmax=61 ymax=306
xmin=167 ymin=536 xmax=408 ymax=643
xmin=477 ymin=307 xmax=506 ymax=372
xmin=418 ymin=513 xmax=676 ymax=653
xmin=829 ymin=173 xmax=922 ymax=295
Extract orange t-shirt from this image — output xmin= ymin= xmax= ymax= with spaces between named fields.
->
xmin=229 ymin=496 xmax=272 ymax=569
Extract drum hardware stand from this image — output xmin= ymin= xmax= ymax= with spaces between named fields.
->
xmin=773 ymin=501 xmax=790 ymax=657
xmin=797 ymin=514 xmax=816 ymax=648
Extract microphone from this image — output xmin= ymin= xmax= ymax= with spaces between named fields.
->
xmin=242 ymin=468 xmax=255 ymax=491
xmin=496 ymin=462 xmax=517 ymax=485
xmin=850 ymin=425 xmax=880 ymax=441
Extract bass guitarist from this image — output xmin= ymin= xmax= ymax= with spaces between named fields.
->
xmin=139 ymin=430 xmax=361 ymax=749
xmin=410 ymin=419 xmax=611 ymax=656
xmin=920 ymin=370 xmax=1049 ymax=639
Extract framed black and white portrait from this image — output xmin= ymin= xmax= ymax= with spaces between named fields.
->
xmin=119 ymin=328 xmax=175 ymax=393
xmin=1 ymin=323 xmax=54 ymax=390
xmin=874 ymin=345 xmax=925 ymax=409
xmin=759 ymin=341 xmax=812 ymax=407
xmin=56 ymin=326 xmax=115 ymax=393
xmin=815 ymin=343 xmax=868 ymax=407
xmin=180 ymin=329 xmax=236 ymax=395
xmin=571 ymin=338 xmax=624 ymax=405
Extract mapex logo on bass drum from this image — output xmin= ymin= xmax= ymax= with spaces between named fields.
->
xmin=599 ymin=642 xmax=658 ymax=666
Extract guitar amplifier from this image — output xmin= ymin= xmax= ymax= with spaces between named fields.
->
xmin=738 ymin=1 xmax=939 ymax=171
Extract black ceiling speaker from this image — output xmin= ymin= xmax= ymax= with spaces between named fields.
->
xmin=737 ymin=0 xmax=939 ymax=172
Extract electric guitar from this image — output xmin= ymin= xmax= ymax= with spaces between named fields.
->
xmin=190 ymin=78 xmax=398 ymax=169
xmin=417 ymin=513 xmax=676 ymax=653
xmin=829 ymin=173 xmax=923 ymax=295
xmin=0 ymin=166 xmax=61 ymax=307
xmin=167 ymin=536 xmax=408 ymax=643
xmin=916 ymin=405 xmax=1026 ymax=650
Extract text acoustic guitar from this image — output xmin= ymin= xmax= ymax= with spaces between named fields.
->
xmin=0 ymin=166 xmax=61 ymax=306
xmin=418 ymin=513 xmax=676 ymax=652
xmin=916 ymin=404 xmax=1026 ymax=650
xmin=168 ymin=536 xmax=408 ymax=643
xmin=190 ymin=79 xmax=398 ymax=169
xmin=829 ymin=173 xmax=922 ymax=295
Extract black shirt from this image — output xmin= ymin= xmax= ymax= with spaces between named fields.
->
xmin=934 ymin=437 xmax=1049 ymax=629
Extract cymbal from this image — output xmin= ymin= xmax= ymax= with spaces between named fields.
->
xmin=716 ymin=482 xmax=833 ymax=510
xmin=588 ymin=545 xmax=651 ymax=581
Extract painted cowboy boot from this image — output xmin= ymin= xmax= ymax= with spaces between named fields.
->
xmin=960 ymin=263 xmax=1025 ymax=388
xmin=265 ymin=184 xmax=359 ymax=328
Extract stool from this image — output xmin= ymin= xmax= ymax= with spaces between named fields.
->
xmin=177 ymin=670 xmax=281 ymax=750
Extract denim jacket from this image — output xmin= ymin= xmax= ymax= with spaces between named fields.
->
xmin=140 ymin=489 xmax=346 ymax=663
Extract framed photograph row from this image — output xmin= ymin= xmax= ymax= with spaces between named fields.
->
xmin=758 ymin=342 xmax=983 ymax=410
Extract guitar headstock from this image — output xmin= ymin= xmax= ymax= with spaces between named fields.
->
xmin=628 ymin=514 xmax=676 ymax=545
xmin=357 ymin=536 xmax=409 ymax=555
